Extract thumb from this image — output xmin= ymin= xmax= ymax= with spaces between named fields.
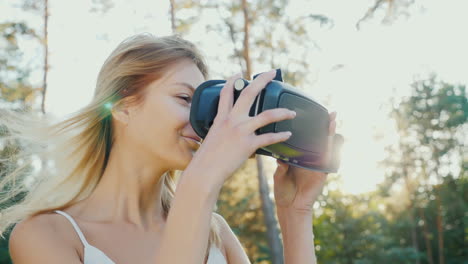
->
xmin=274 ymin=159 xmax=289 ymax=180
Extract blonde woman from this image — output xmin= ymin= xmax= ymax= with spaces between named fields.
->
xmin=1 ymin=33 xmax=337 ymax=264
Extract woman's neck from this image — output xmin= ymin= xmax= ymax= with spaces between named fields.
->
xmin=70 ymin=141 xmax=169 ymax=231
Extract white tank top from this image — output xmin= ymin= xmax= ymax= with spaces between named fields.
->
xmin=54 ymin=210 xmax=227 ymax=264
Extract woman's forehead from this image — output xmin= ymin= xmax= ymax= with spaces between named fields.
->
xmin=145 ymin=61 xmax=204 ymax=94
xmin=163 ymin=60 xmax=205 ymax=88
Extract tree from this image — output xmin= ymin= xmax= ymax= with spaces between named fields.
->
xmin=175 ymin=1 xmax=333 ymax=262
xmin=0 ymin=22 xmax=38 ymax=110
xmin=169 ymin=0 xmax=176 ymax=34
xmin=379 ymin=75 xmax=467 ymax=264
xmin=356 ymin=0 xmax=417 ymax=29
xmin=0 ymin=6 xmax=42 ymax=263
xmin=20 ymin=0 xmax=50 ymax=114
xmin=221 ymin=1 xmax=332 ymax=262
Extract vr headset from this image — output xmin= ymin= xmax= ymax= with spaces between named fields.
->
xmin=190 ymin=69 xmax=344 ymax=174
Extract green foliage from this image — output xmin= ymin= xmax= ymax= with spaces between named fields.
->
xmin=380 ymin=75 xmax=466 ymax=195
xmin=311 ymin=173 xmax=467 ymax=264
xmin=0 ymin=22 xmax=38 ymax=109
xmin=175 ymin=0 xmax=331 ymax=87
xmin=0 ymin=230 xmax=12 ymax=264
xmin=0 ymin=4 xmax=41 ymax=264
xmin=1 ymin=1 xmax=466 ymax=264
xmin=217 ymin=159 xmax=272 ymax=263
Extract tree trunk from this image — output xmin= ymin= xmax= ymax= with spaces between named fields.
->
xmin=241 ymin=0 xmax=252 ymax=78
xmin=408 ymin=206 xmax=420 ymax=264
xmin=256 ymin=155 xmax=284 ymax=264
xmin=41 ymin=0 xmax=49 ymax=114
xmin=40 ymin=0 xmax=49 ymax=175
xmin=240 ymin=0 xmax=282 ymax=262
xmin=419 ymin=207 xmax=435 ymax=264
xmin=433 ymin=154 xmax=445 ymax=264
xmin=402 ymin=167 xmax=420 ymax=264
xmin=435 ymin=189 xmax=445 ymax=264
xmin=169 ymin=0 xmax=176 ymax=34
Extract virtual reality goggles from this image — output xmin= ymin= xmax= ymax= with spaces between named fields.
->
xmin=190 ymin=69 xmax=344 ymax=174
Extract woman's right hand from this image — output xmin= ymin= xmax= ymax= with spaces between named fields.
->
xmin=187 ymin=69 xmax=297 ymax=188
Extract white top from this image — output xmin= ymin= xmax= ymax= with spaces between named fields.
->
xmin=54 ymin=210 xmax=227 ymax=264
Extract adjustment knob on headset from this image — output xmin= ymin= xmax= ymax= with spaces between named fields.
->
xmin=234 ymin=78 xmax=248 ymax=91
xmin=233 ymin=78 xmax=249 ymax=103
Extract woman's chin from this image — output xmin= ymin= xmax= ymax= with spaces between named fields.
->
xmin=170 ymin=140 xmax=200 ymax=170
xmin=173 ymin=152 xmax=196 ymax=171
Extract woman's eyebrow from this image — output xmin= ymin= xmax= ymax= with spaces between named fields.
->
xmin=174 ymin=82 xmax=195 ymax=93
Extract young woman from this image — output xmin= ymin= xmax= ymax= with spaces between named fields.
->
xmin=1 ymin=33 xmax=337 ymax=264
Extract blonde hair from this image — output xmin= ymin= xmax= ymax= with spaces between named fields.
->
xmin=0 ymin=33 xmax=221 ymax=258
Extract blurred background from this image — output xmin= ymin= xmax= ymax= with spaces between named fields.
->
xmin=0 ymin=0 xmax=466 ymax=263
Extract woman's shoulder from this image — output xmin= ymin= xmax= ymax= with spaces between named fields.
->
xmin=212 ymin=212 xmax=234 ymax=237
xmin=10 ymin=211 xmax=78 ymax=249
xmin=211 ymin=212 xmax=251 ymax=264
xmin=211 ymin=213 xmax=228 ymax=259
xmin=9 ymin=211 xmax=83 ymax=263
xmin=12 ymin=211 xmax=72 ymax=234
xmin=212 ymin=212 xmax=228 ymax=230
xmin=11 ymin=212 xmax=59 ymax=237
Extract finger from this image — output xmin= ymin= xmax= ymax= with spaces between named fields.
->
xmin=329 ymin=119 xmax=336 ymax=135
xmin=329 ymin=111 xmax=337 ymax=134
xmin=323 ymin=133 xmax=335 ymax=167
xmin=245 ymin=108 xmax=296 ymax=132
xmin=277 ymin=159 xmax=287 ymax=166
xmin=276 ymin=159 xmax=290 ymax=171
xmin=254 ymin=131 xmax=292 ymax=150
xmin=322 ymin=117 xmax=338 ymax=167
xmin=273 ymin=159 xmax=289 ymax=181
xmin=232 ymin=69 xmax=276 ymax=117
xmin=320 ymin=113 xmax=336 ymax=167
xmin=216 ymin=73 xmax=242 ymax=120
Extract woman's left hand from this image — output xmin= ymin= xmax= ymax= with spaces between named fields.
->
xmin=273 ymin=111 xmax=337 ymax=214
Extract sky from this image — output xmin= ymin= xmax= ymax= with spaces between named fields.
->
xmin=1 ymin=0 xmax=467 ymax=195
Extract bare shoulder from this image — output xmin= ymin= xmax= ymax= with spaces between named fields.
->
xmin=212 ymin=212 xmax=251 ymax=264
xmin=9 ymin=213 xmax=82 ymax=264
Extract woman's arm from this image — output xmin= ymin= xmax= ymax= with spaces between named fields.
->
xmin=271 ymin=111 xmax=337 ymax=264
xmin=153 ymin=164 xmax=223 ymax=264
xmin=215 ymin=209 xmax=316 ymax=264
xmin=277 ymin=209 xmax=316 ymax=264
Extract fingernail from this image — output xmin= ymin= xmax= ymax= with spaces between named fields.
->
xmin=285 ymin=131 xmax=292 ymax=136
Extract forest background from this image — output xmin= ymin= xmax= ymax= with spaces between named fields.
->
xmin=0 ymin=0 xmax=466 ymax=263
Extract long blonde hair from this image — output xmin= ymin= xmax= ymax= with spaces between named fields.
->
xmin=0 ymin=33 xmax=221 ymax=256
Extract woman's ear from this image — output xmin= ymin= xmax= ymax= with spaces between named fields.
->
xmin=111 ymin=99 xmax=131 ymax=126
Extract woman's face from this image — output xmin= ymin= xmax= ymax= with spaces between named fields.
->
xmin=122 ymin=58 xmax=206 ymax=171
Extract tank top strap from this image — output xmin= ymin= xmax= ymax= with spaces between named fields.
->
xmin=54 ymin=210 xmax=90 ymax=247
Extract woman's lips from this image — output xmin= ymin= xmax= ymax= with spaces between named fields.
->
xmin=183 ymin=136 xmax=201 ymax=149
xmin=185 ymin=136 xmax=201 ymax=142
xmin=183 ymin=136 xmax=200 ymax=143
